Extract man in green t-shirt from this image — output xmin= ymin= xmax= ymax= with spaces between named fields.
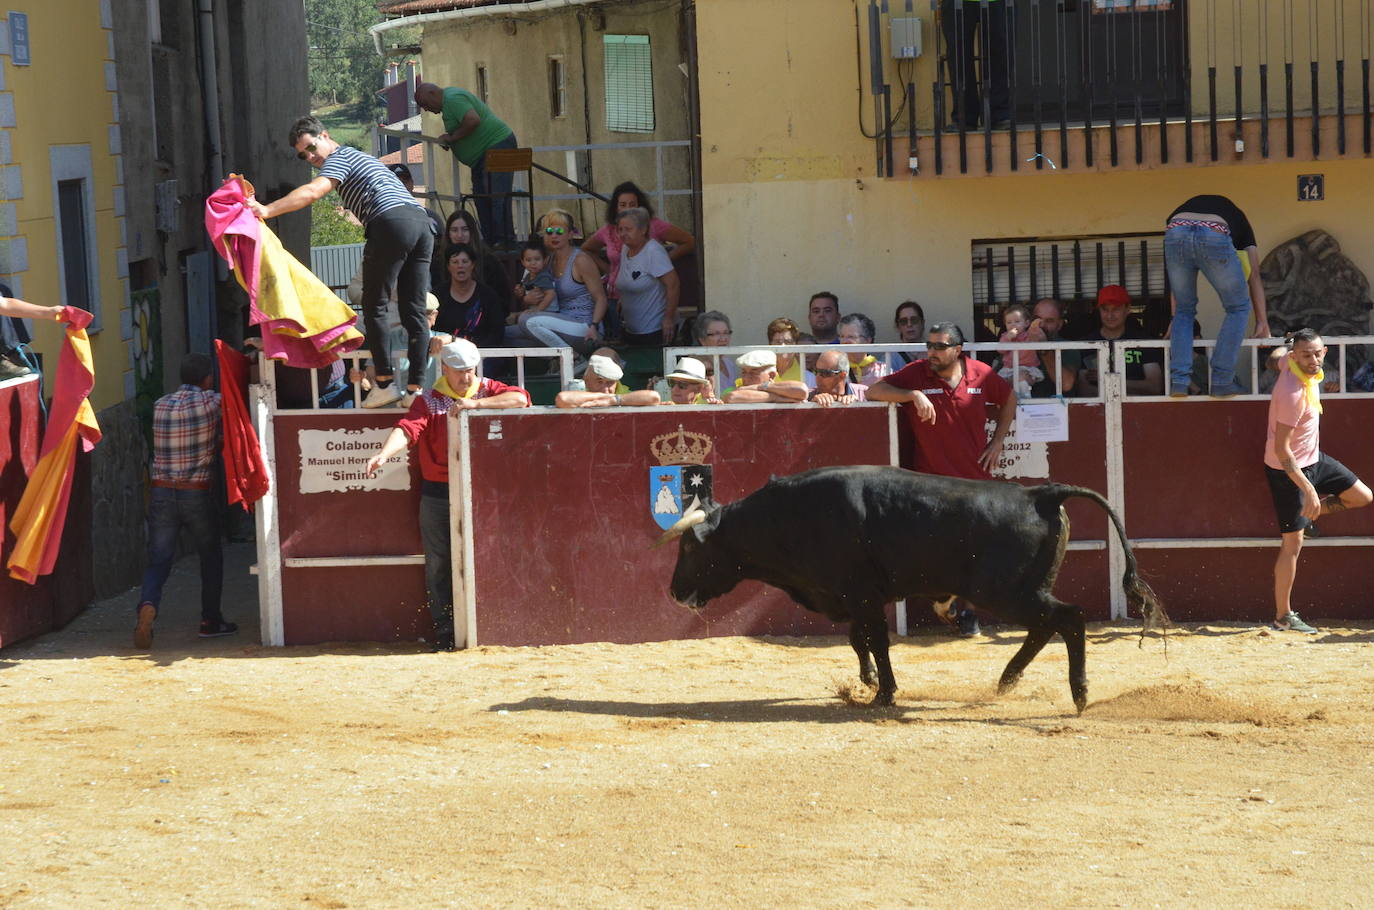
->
xmin=415 ymin=81 xmax=519 ymax=244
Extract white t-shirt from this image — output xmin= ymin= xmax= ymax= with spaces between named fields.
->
xmin=616 ymin=239 xmax=675 ymax=335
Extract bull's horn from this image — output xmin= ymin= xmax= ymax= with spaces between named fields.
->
xmin=651 ymin=509 xmax=707 ymax=549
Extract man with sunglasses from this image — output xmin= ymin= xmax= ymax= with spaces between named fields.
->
xmin=808 ymin=349 xmax=867 ymax=406
xmin=868 ymin=323 xmax=1017 ymax=636
xmin=249 ymin=116 xmax=434 ymax=410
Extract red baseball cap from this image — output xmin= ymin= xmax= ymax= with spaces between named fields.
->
xmin=1096 ymin=285 xmax=1131 ymax=308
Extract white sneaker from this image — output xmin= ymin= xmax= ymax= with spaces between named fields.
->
xmin=400 ymin=390 xmax=419 ymax=409
xmin=361 ymin=384 xmax=402 ymax=409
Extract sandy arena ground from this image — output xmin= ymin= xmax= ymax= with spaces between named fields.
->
xmin=2 ymin=544 xmax=1373 ymax=908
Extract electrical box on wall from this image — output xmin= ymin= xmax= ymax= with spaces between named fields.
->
xmin=891 ymin=17 xmax=922 ymax=59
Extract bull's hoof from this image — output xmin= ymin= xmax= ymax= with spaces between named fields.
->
xmin=1073 ymin=692 xmax=1088 ymax=715
xmin=871 ymin=689 xmax=896 ymax=707
xmin=860 ymin=670 xmax=878 ymax=688
xmin=997 ymin=673 xmax=1022 ymax=696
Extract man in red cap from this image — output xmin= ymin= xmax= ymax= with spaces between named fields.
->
xmin=1076 ymin=285 xmax=1164 ymax=397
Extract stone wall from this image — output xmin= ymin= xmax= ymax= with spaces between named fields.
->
xmin=89 ymin=399 xmax=147 ymax=599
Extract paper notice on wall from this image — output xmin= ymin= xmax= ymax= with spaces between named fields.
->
xmin=986 ymin=418 xmax=1050 ymax=479
xmin=1015 ymin=400 xmax=1070 ymax=443
xmin=298 ymin=428 xmax=410 ymax=494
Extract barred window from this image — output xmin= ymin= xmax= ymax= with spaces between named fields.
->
xmin=604 ymin=34 xmax=654 ymax=133
xmin=971 ymin=232 xmax=1169 ymax=341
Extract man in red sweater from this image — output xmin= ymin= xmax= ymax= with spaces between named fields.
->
xmin=868 ymin=322 xmax=1017 ymax=636
xmin=366 ymin=338 xmax=530 ymax=650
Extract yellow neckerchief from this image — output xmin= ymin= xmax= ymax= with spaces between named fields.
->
xmin=849 ymin=354 xmax=876 ymax=378
xmin=434 ymin=375 xmax=478 ymax=400
xmin=1282 ymin=355 xmax=1323 ymax=414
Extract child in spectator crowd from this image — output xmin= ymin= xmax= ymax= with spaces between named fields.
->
xmin=998 ymin=302 xmax=1047 ymax=396
xmin=509 ymin=237 xmax=556 ymax=320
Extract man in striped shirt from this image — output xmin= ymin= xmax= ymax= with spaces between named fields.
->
xmin=249 ymin=116 xmax=434 ymax=409
xmin=134 ymin=353 xmax=232 ymax=648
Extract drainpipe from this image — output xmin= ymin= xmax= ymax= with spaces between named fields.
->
xmin=197 ymin=0 xmax=227 ymax=281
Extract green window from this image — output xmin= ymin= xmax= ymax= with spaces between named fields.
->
xmin=603 ymin=35 xmax=654 ymax=133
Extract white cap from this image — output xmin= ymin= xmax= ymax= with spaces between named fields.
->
xmin=439 ymin=338 xmax=481 ymax=370
xmin=424 ymin=292 xmax=440 ymax=312
xmin=587 ymin=354 xmax=624 ymax=381
xmin=736 ymin=349 xmax=777 ymax=369
xmin=665 ymin=357 xmax=709 ymax=384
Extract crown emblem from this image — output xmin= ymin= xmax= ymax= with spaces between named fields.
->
xmin=650 ymin=425 xmax=713 ymax=466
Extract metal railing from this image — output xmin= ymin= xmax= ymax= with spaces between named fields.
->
xmin=376 ymin=127 xmax=694 ymax=234
xmin=924 ymin=0 xmax=1374 ymax=174
xmin=257 ymin=346 xmax=576 ymax=413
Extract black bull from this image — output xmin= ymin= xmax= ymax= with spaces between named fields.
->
xmin=656 ymin=466 xmax=1165 ymax=712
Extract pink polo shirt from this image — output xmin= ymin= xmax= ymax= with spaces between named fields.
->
xmin=1264 ymin=367 xmax=1320 ymax=470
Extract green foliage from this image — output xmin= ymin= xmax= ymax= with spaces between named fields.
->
xmin=311 ymin=193 xmax=365 ymax=247
xmin=315 ymin=101 xmax=375 ymax=152
xmin=306 ymin=0 xmax=391 ymax=109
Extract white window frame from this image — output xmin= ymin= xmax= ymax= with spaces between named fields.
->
xmin=476 ymin=63 xmax=489 ymax=104
xmin=50 ymin=145 xmax=102 ymax=332
xmin=548 ymin=55 xmax=567 ymax=119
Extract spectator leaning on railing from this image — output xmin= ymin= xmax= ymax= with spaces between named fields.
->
xmin=809 ymin=349 xmax=867 ymax=407
xmin=866 ymin=321 xmax=1016 ymax=637
xmin=365 ymin=339 xmax=531 ymax=651
xmin=659 ymin=357 xmax=721 ymax=406
xmin=722 ymin=350 xmax=808 ymax=404
xmin=555 ymin=354 xmax=661 ymax=409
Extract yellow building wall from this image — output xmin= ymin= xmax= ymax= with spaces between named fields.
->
xmin=3 ymin=6 xmax=128 ymax=411
xmin=696 ymin=0 xmax=1374 ymax=344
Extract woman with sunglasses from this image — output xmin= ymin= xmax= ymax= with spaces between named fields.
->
xmin=432 ymin=210 xmax=512 ymax=320
xmin=518 ymin=210 xmax=608 ymax=353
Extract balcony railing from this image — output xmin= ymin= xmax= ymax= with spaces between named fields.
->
xmin=921 ymin=0 xmax=1374 ymax=175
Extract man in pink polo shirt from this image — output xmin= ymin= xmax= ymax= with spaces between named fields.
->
xmin=868 ymin=322 xmax=1017 ymax=635
xmin=1263 ymin=329 xmax=1370 ymax=634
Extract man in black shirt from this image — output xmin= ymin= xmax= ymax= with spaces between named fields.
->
xmin=1164 ymin=195 xmax=1270 ymax=398
xmin=1076 ymin=285 xmax=1164 ymax=398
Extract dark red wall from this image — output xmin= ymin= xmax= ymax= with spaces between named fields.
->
xmin=467 ymin=407 xmax=894 ymax=646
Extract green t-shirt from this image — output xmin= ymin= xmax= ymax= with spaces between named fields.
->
xmin=441 ymin=87 xmax=514 ymax=167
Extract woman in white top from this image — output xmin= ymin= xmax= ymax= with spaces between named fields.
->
xmin=614 ymin=207 xmax=679 ymax=346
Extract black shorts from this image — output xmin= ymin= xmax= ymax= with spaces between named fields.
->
xmin=1265 ymin=452 xmax=1360 ymax=534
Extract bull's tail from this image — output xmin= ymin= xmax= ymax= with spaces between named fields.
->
xmin=1039 ymin=484 xmax=1170 ymax=643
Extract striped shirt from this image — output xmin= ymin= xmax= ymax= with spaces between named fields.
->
xmin=151 ymin=384 xmax=221 ymax=484
xmin=318 ymin=145 xmax=419 ymax=227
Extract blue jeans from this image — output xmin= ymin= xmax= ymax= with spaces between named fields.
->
xmin=419 ymin=490 xmax=453 ymax=639
xmin=1165 ymin=224 xmax=1252 ymax=391
xmin=469 ymin=132 xmax=518 ymax=245
xmin=139 ymin=487 xmax=223 ymax=621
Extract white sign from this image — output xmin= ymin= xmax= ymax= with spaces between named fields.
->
xmin=1015 ymin=400 xmax=1070 ymax=443
xmin=298 ymin=428 xmax=409 ymax=494
xmin=987 ymin=419 xmax=1050 ymax=479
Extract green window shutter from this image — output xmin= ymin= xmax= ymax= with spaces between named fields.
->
xmin=604 ymin=35 xmax=654 ymax=133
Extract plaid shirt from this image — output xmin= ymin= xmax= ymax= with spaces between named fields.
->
xmin=151 ymin=384 xmax=222 ymax=484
